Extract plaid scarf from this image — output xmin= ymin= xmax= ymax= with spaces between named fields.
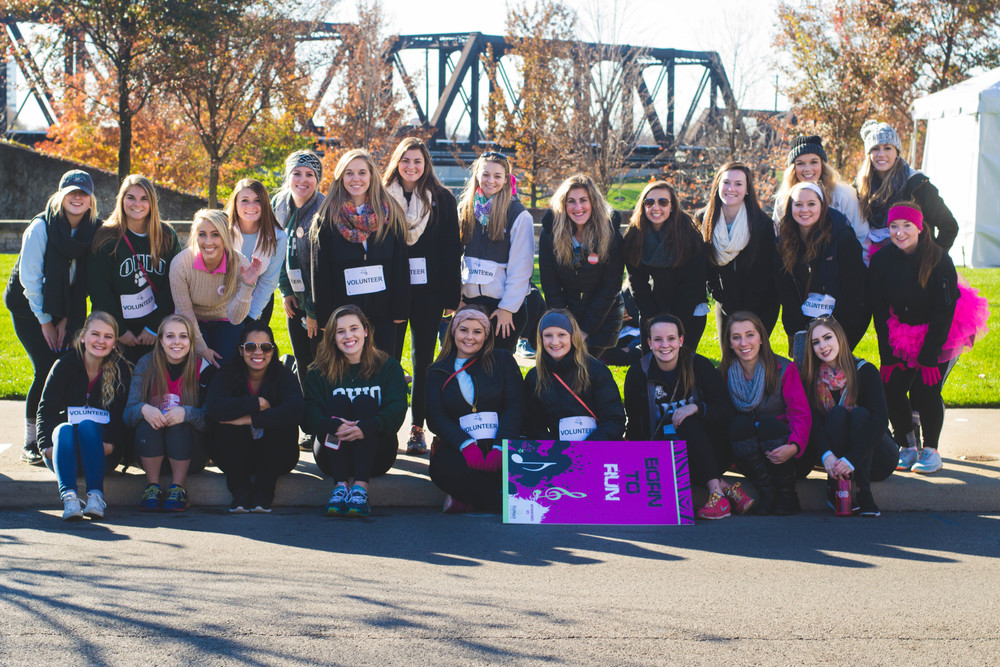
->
xmin=816 ymin=363 xmax=848 ymax=412
xmin=473 ymin=188 xmax=492 ymax=227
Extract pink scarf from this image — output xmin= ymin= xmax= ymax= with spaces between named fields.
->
xmin=816 ymin=363 xmax=849 ymax=412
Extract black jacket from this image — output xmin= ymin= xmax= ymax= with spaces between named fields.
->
xmin=775 ymin=217 xmax=869 ymax=347
xmin=868 ymin=170 xmax=959 ymax=251
xmin=624 ymin=352 xmax=732 ymax=440
xmin=405 ymin=187 xmax=463 ymax=314
xmin=523 ymin=353 xmax=625 ymax=440
xmin=36 ymin=349 xmax=132 ymax=452
xmin=538 ymin=210 xmax=625 ymax=348
xmin=310 ymin=220 xmax=410 ymax=328
xmin=868 ymin=243 xmax=958 ymax=367
xmin=205 ymin=360 xmax=304 ymax=430
xmin=706 ymin=207 xmax=779 ymax=331
xmin=623 ymin=225 xmax=708 ymax=331
xmin=810 ymin=359 xmax=888 ymax=466
xmin=425 ymin=349 xmax=525 ymax=450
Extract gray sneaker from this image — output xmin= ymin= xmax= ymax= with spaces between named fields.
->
xmin=896 ymin=446 xmax=919 ymax=471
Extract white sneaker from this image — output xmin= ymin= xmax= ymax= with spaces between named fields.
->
xmin=912 ymin=448 xmax=943 ymax=474
xmin=83 ymin=491 xmax=107 ymax=519
xmin=62 ymin=492 xmax=83 ymax=521
xmin=896 ymin=446 xmax=919 ymax=471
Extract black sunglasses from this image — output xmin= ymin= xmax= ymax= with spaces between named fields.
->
xmin=643 ymin=197 xmax=671 ymax=209
xmin=241 ymin=342 xmax=275 ymax=353
xmin=480 ymin=151 xmax=508 ymax=161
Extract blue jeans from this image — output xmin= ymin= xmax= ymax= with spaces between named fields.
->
xmin=45 ymin=421 xmax=107 ymax=497
xmin=198 ymin=319 xmax=245 ymax=365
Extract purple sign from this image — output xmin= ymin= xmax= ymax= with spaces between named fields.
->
xmin=503 ymin=440 xmax=693 ymax=525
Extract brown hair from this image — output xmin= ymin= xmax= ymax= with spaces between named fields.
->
xmin=646 ymin=313 xmax=695 ymax=397
xmin=141 ymin=314 xmax=201 ymax=408
xmin=623 ymin=180 xmax=700 ymax=268
xmin=892 ymin=201 xmax=942 ymax=288
xmin=719 ymin=310 xmax=780 ymax=396
xmin=225 ymin=178 xmax=281 ymax=258
xmin=855 ymin=146 xmax=909 ymax=221
xmin=700 ymin=161 xmax=765 ymax=267
xmin=93 ymin=174 xmax=172 ymax=265
xmin=777 ymin=183 xmax=833 ymax=278
xmin=382 ymin=137 xmax=446 ymax=210
xmin=311 ymin=304 xmax=388 ymax=384
xmin=801 ymin=316 xmax=857 ymax=413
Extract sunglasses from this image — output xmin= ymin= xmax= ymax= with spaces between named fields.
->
xmin=241 ymin=342 xmax=275 ymax=353
xmin=480 ymin=151 xmax=508 ymax=161
xmin=643 ymin=197 xmax=671 ymax=209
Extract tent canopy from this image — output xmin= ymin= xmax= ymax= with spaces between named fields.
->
xmin=913 ymin=66 xmax=1000 ymax=119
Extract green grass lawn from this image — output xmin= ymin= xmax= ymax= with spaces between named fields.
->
xmin=2 ymin=253 xmax=998 ymax=406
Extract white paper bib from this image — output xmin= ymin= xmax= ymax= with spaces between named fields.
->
xmin=801 ymin=292 xmax=836 ymax=318
xmin=344 ymin=265 xmax=386 ymax=296
xmin=120 ymin=285 xmax=156 ymax=319
xmin=408 ymin=257 xmax=428 ymax=285
xmin=459 ymin=411 xmax=499 ymax=440
xmin=67 ymin=406 xmax=111 ymax=425
xmin=462 ymin=256 xmax=499 ymax=285
xmin=286 ymin=268 xmax=305 ymax=293
xmin=558 ymin=415 xmax=597 ymax=440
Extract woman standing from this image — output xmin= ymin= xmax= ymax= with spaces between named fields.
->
xmin=869 ymin=203 xmax=988 ymax=474
xmin=383 ymin=137 xmax=462 ymax=455
xmin=205 ymin=321 xmax=303 ymax=512
xmin=5 ymin=170 xmax=98 ymax=465
xmin=775 ymin=183 xmax=868 ymax=353
xmin=310 ymin=149 xmax=409 ymax=354
xmin=623 ymin=180 xmax=708 ymax=351
xmin=800 ymin=317 xmax=891 ymax=517
xmin=225 ymin=178 xmax=288 ymax=325
xmin=701 ymin=162 xmax=779 ymax=337
xmin=304 ymin=305 xmax=408 ymax=517
xmin=36 ymin=312 xmax=131 ymax=520
xmin=169 ymin=209 xmax=262 ymax=366
xmin=456 ymin=151 xmax=535 ymax=352
xmin=274 ymin=150 xmax=325 ymax=390
xmin=773 ymin=135 xmax=867 ymax=250
xmin=89 ymin=174 xmax=180 ymax=365
xmin=426 ymin=306 xmax=525 ymax=512
xmin=538 ymin=174 xmax=625 ymax=358
xmin=523 ymin=310 xmax=625 ymax=441
xmin=124 ymin=314 xmax=214 ymax=512
xmin=856 ymin=120 xmax=958 ymax=259
xmin=721 ymin=311 xmax=811 ymax=515
xmin=625 ymin=314 xmax=751 ymax=520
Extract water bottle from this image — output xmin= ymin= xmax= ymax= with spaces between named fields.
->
xmin=835 ymin=478 xmax=854 ymax=516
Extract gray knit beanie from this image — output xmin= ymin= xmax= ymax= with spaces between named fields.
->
xmin=284 ymin=150 xmax=323 ymax=183
xmin=860 ymin=120 xmax=901 ymax=154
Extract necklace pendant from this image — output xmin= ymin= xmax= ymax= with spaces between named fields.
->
xmin=472 ymin=406 xmax=477 ymax=413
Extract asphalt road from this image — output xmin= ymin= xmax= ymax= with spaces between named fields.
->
xmin=2 ymin=508 xmax=998 ymax=665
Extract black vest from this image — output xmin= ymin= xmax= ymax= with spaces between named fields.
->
xmin=464 ymin=198 xmax=527 ymax=263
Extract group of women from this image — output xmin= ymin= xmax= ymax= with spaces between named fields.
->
xmin=6 ymin=119 xmax=988 ymax=521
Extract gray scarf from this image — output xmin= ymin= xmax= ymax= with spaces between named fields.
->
xmin=727 ymin=361 xmax=766 ymax=412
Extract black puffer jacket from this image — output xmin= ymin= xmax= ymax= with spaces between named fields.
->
xmin=523 ymin=352 xmax=625 ymax=440
xmin=867 ymin=169 xmax=958 ymax=251
xmin=538 ymin=211 xmax=625 ymax=348
xmin=425 ymin=349 xmax=525 ymax=450
xmin=706 ymin=207 xmax=779 ymax=332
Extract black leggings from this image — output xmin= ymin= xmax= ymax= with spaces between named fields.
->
xmin=674 ymin=415 xmax=730 ymax=487
xmin=213 ymin=423 xmax=299 ymax=507
xmin=429 ymin=442 xmax=502 ymax=511
xmin=368 ymin=315 xmax=398 ymax=358
xmin=394 ymin=304 xmax=443 ymax=429
xmin=312 ymin=394 xmax=398 ymax=483
xmin=286 ymin=305 xmax=319 ymax=391
xmin=11 ymin=311 xmax=61 ymax=422
xmin=135 ymin=421 xmax=209 ymax=472
xmin=884 ymin=361 xmax=948 ymax=449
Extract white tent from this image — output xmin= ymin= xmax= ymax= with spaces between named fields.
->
xmin=912 ymin=67 xmax=1000 ymax=267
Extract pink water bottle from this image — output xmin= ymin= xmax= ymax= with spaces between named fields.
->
xmin=835 ymin=478 xmax=854 ymax=516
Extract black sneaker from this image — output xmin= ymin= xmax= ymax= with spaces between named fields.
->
xmin=857 ymin=488 xmax=881 ymax=518
xmin=20 ymin=443 xmax=43 ymax=466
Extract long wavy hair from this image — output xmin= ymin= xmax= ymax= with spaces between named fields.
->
xmin=382 ymin=137 xmax=446 ymax=210
xmin=435 ymin=304 xmax=496 ymax=375
xmin=801 ymin=316 xmax=858 ymax=413
xmin=892 ymin=201 xmax=942 ymax=288
xmin=72 ymin=311 xmax=125 ymax=409
xmin=719 ymin=310 xmax=780 ymax=396
xmin=141 ymin=314 xmax=201 ymax=408
xmin=92 ymin=174 xmax=171 ymax=265
xmin=311 ymin=304 xmax=388 ymax=384
xmin=623 ymin=180 xmax=700 ymax=268
xmin=312 ymin=149 xmax=405 ymax=245
xmin=777 ymin=183 xmax=833 ymax=278
xmin=700 ymin=161 xmax=765 ymax=266
xmin=225 ymin=178 xmax=280 ymax=258
xmin=855 ymin=146 xmax=910 ymax=221
xmin=534 ymin=308 xmax=592 ymax=396
xmin=189 ymin=208 xmax=242 ymax=302
xmin=773 ymin=156 xmax=844 ymax=219
xmin=549 ymin=174 xmax=613 ymax=266
xmin=457 ymin=152 xmax=514 ymax=244
xmin=646 ymin=313 xmax=695 ymax=397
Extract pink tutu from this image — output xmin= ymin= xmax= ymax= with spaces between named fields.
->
xmin=886 ymin=275 xmax=990 ymax=365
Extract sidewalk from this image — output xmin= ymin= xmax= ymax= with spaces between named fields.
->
xmin=1 ymin=400 xmax=998 ymax=512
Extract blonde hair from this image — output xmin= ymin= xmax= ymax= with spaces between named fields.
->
xmin=93 ymin=174 xmax=171 ymax=264
xmin=312 ymin=149 xmax=405 ymax=245
xmin=141 ymin=314 xmax=201 ymax=408
xmin=533 ymin=308 xmax=592 ymax=396
xmin=47 ymin=189 xmax=98 ymax=227
xmin=457 ymin=152 xmax=513 ymax=244
xmin=190 ymin=208 xmax=241 ymax=302
xmin=435 ymin=305 xmax=496 ymax=375
xmin=549 ymin=174 xmax=613 ymax=266
xmin=73 ymin=311 xmax=126 ymax=409
xmin=225 ymin=178 xmax=280 ymax=257
xmin=311 ymin=305 xmax=388 ymax=385
xmin=773 ymin=158 xmax=843 ymax=219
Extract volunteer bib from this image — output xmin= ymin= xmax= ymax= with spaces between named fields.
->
xmin=462 ymin=256 xmax=499 ymax=285
xmin=344 ymin=265 xmax=386 ymax=296
xmin=120 ymin=286 xmax=156 ymax=319
xmin=67 ymin=406 xmax=111 ymax=425
xmin=286 ymin=268 xmax=305 ymax=293
xmin=409 ymin=257 xmax=428 ymax=285
xmin=801 ymin=292 xmax=836 ymax=318
xmin=558 ymin=415 xmax=597 ymax=440
xmin=459 ymin=411 xmax=499 ymax=440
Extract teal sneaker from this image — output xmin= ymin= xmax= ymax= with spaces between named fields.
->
xmin=346 ymin=485 xmax=370 ymax=517
xmin=163 ymin=485 xmax=188 ymax=512
xmin=325 ymin=485 xmax=349 ymax=516
xmin=896 ymin=446 xmax=919 ymax=471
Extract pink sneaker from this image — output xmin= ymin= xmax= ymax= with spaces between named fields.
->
xmin=442 ymin=495 xmax=473 ymax=514
xmin=724 ymin=482 xmax=755 ymax=515
xmin=695 ymin=492 xmax=732 ymax=520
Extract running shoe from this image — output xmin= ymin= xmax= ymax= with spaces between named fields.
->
xmin=325 ymin=485 xmax=349 ymax=516
xmin=346 ymin=485 xmax=370 ymax=517
xmin=406 ymin=425 xmax=428 ymax=455
xmin=896 ymin=446 xmax=919 ymax=471
xmin=83 ymin=491 xmax=106 ymax=519
xmin=857 ymin=488 xmax=881 ymax=517
xmin=62 ymin=492 xmax=83 ymax=521
xmin=695 ymin=491 xmax=731 ymax=520
xmin=163 ymin=485 xmax=188 ymax=512
xmin=724 ymin=482 xmax=755 ymax=515
xmin=140 ymin=483 xmax=162 ymax=511
xmin=442 ymin=494 xmax=472 ymax=514
xmin=228 ymin=501 xmax=249 ymax=514
xmin=515 ymin=338 xmax=537 ymax=359
xmin=250 ymin=505 xmax=272 ymax=513
xmin=912 ymin=447 xmax=943 ymax=474
xmin=21 ymin=443 xmax=43 ymax=466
